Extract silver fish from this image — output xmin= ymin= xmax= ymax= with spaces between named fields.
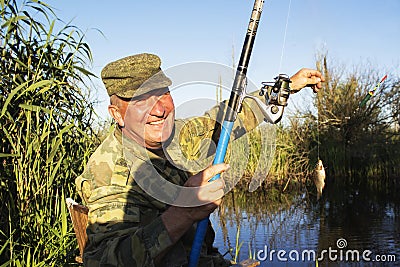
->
xmin=314 ymin=159 xmax=326 ymax=200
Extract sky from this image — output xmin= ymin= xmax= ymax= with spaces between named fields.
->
xmin=44 ymin=0 xmax=400 ymax=120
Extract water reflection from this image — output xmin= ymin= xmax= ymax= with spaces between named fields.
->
xmin=211 ymin=181 xmax=400 ymax=266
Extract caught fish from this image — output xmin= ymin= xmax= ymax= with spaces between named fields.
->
xmin=314 ymin=159 xmax=326 ymax=200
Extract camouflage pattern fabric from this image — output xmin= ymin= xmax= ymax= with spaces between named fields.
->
xmin=75 ymin=95 xmax=264 ymax=267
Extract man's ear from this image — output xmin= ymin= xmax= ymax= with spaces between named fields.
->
xmin=108 ymin=105 xmax=124 ymax=127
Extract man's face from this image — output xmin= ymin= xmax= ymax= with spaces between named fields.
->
xmin=118 ymin=87 xmax=175 ymax=149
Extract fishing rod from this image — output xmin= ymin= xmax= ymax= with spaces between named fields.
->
xmin=359 ymin=74 xmax=388 ymax=108
xmin=188 ymin=0 xmax=292 ymax=266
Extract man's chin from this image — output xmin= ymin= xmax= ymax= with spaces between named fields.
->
xmin=147 ymin=133 xmax=171 ymax=146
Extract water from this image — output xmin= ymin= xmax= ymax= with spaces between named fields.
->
xmin=210 ymin=181 xmax=400 ymax=266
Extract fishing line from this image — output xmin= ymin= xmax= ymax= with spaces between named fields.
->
xmin=317 ymin=94 xmax=320 ymax=161
xmin=278 ymin=0 xmax=292 ymax=73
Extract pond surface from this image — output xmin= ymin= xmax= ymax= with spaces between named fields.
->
xmin=210 ymin=180 xmax=400 ymax=266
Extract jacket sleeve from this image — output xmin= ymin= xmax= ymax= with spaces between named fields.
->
xmin=201 ymin=90 xmax=267 ymax=139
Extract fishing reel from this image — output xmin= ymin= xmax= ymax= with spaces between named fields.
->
xmin=244 ymin=74 xmax=291 ymax=124
xmin=260 ymin=74 xmax=291 ymax=107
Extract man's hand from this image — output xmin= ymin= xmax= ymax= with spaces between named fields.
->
xmin=178 ymin=163 xmax=228 ymax=220
xmin=290 ymin=68 xmax=325 ymax=93
xmin=161 ymin=163 xmax=228 ymax=243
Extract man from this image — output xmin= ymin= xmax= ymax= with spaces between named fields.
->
xmin=76 ymin=53 xmax=324 ymax=266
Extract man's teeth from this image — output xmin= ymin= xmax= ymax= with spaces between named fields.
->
xmin=149 ymin=119 xmax=164 ymax=125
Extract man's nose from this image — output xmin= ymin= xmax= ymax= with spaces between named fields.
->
xmin=151 ymin=97 xmax=166 ymax=117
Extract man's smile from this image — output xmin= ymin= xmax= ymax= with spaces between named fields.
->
xmin=148 ymin=119 xmax=165 ymax=125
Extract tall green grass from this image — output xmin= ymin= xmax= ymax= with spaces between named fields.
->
xmin=0 ymin=0 xmax=99 ymax=265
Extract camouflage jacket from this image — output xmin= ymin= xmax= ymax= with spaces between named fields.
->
xmin=75 ymin=97 xmax=264 ymax=267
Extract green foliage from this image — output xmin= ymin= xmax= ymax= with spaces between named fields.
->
xmin=271 ymin=122 xmax=312 ymax=186
xmin=0 ymin=0 xmax=99 ymax=265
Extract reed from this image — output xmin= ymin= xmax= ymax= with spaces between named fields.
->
xmin=0 ymin=0 xmax=98 ymax=265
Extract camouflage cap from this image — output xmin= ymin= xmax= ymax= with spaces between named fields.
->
xmin=101 ymin=53 xmax=172 ymax=98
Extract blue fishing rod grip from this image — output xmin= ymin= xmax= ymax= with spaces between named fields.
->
xmin=188 ymin=120 xmax=234 ymax=267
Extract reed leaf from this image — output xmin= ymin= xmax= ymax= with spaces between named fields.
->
xmin=0 ymin=81 xmax=29 ymax=117
xmin=0 ymin=153 xmax=18 ymax=157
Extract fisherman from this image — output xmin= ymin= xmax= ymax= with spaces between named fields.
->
xmin=75 ymin=53 xmax=324 ymax=266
